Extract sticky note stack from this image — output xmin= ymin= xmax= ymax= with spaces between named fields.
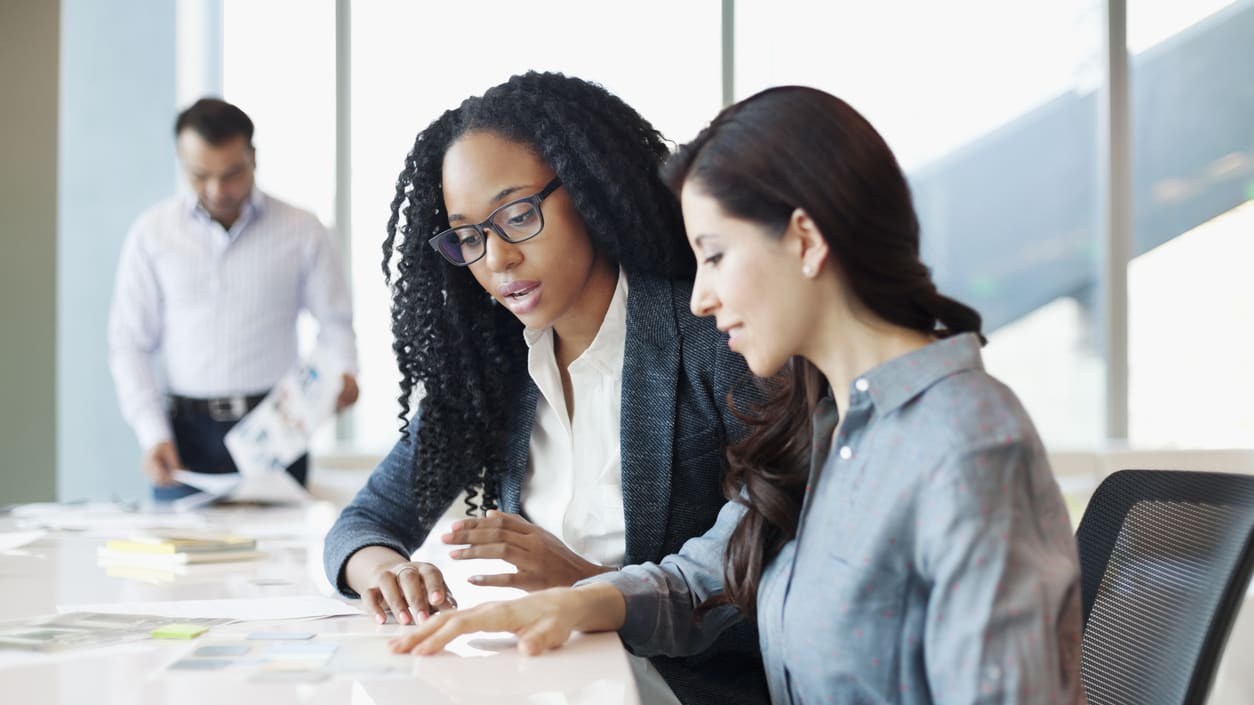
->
xmin=152 ymin=623 xmax=210 ymax=640
xmin=97 ymin=531 xmax=264 ymax=567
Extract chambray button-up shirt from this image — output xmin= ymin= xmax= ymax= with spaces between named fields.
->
xmin=588 ymin=334 xmax=1085 ymax=705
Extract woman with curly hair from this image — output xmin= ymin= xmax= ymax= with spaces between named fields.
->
xmin=389 ymin=86 xmax=1085 ymax=705
xmin=323 ymin=72 xmax=768 ymax=705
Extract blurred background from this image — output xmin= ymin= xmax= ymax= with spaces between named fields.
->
xmin=2 ymin=0 xmax=1252 ymax=504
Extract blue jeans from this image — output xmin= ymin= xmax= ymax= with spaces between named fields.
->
xmin=152 ymin=409 xmax=309 ymax=502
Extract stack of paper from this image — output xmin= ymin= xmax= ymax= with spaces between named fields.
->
xmin=97 ymin=531 xmax=264 ymax=568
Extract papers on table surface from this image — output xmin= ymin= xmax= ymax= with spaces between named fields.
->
xmin=57 ymin=596 xmax=362 ymax=622
xmin=225 ymin=351 xmax=342 ymax=478
xmin=0 ymin=530 xmax=46 ymax=552
xmin=11 ymin=502 xmax=209 ymax=533
xmin=0 ymin=612 xmax=228 ymax=653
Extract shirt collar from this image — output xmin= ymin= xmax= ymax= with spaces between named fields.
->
xmin=857 ymin=332 xmax=985 ymax=415
xmin=183 ymin=188 xmax=266 ymax=226
xmin=523 ymin=268 xmax=629 ymax=378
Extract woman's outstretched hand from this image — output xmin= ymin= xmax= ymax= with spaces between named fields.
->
xmin=388 ymin=583 xmax=627 ymax=656
xmin=443 ymin=510 xmax=615 ymax=590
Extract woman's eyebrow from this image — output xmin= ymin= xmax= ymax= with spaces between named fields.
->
xmin=693 ymin=234 xmax=720 ymax=249
xmin=447 ymin=185 xmax=528 ymax=223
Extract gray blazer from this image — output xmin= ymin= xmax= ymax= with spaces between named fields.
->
xmin=324 ymin=274 xmax=768 ymax=705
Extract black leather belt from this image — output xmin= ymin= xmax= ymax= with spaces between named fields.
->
xmin=169 ymin=393 xmax=268 ymax=422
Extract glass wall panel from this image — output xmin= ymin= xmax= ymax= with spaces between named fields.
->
xmin=222 ymin=0 xmax=338 ymax=450
xmin=223 ymin=0 xmax=337 ymax=225
xmin=1127 ymin=0 xmax=1254 ymax=448
xmin=737 ymin=0 xmax=1106 ymax=448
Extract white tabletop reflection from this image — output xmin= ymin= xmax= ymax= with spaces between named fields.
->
xmin=0 ymin=502 xmax=640 ymax=705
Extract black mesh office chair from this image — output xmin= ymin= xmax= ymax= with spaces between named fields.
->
xmin=1075 ymin=469 xmax=1254 ymax=705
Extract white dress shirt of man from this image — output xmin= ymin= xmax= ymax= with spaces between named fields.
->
xmin=108 ymin=97 xmax=359 ymax=490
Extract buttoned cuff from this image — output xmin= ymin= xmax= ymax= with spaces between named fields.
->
xmin=577 ymin=567 xmax=660 ymax=651
xmin=315 ymin=346 xmax=358 ymax=378
xmin=134 ymin=413 xmax=173 ymax=452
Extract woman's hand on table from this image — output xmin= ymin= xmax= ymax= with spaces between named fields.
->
xmin=347 ymin=546 xmax=458 ymax=625
xmin=389 ymin=583 xmax=626 ymax=656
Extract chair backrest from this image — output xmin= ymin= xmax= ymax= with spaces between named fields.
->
xmin=1075 ymin=469 xmax=1254 ymax=705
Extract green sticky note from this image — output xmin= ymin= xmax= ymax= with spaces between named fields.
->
xmin=151 ymin=623 xmax=210 ymax=639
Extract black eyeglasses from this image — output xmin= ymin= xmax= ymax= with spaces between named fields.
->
xmin=428 ymin=177 xmax=563 ymax=266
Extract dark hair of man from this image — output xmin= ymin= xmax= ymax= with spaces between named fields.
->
xmin=664 ymin=85 xmax=985 ymax=618
xmin=382 ymin=71 xmax=692 ymax=520
xmin=174 ymin=97 xmax=255 ymax=147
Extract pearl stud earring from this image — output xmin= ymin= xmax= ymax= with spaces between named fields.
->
xmin=802 ymin=265 xmax=813 ymax=277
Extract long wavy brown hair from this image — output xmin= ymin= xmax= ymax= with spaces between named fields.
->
xmin=665 ymin=86 xmax=985 ymax=618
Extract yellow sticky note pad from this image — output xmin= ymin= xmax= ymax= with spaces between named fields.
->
xmin=151 ymin=623 xmax=209 ymax=639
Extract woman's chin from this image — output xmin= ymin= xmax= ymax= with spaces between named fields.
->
xmin=743 ymin=349 xmax=788 ymax=378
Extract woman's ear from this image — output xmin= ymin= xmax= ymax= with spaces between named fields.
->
xmin=787 ymin=208 xmax=829 ymax=278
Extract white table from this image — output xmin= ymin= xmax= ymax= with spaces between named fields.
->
xmin=0 ymin=502 xmax=641 ymax=705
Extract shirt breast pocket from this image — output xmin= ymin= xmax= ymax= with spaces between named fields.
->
xmin=804 ymin=497 xmax=911 ymax=688
xmin=154 ymin=250 xmax=209 ymax=308
xmin=815 ymin=547 xmax=910 ymax=697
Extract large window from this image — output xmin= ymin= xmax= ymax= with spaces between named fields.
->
xmin=222 ymin=0 xmax=336 ymax=226
xmin=222 ymin=0 xmax=338 ymax=449
xmin=208 ymin=0 xmax=1253 ymax=455
xmin=1126 ymin=0 xmax=1253 ymax=448
xmin=737 ymin=0 xmax=1106 ymax=447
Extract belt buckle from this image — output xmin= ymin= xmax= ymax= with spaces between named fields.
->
xmin=208 ymin=396 xmax=248 ymax=422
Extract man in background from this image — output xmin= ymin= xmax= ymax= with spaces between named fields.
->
xmin=109 ymin=97 xmax=358 ymax=500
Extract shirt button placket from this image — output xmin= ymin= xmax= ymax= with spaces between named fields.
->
xmin=837 ymin=378 xmax=869 ymax=462
xmin=209 ymin=229 xmax=228 ymax=294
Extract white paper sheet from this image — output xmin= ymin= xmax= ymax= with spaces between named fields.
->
xmin=169 ymin=467 xmax=310 ymax=508
xmin=0 ymin=531 xmax=46 ymax=552
xmin=56 ymin=596 xmax=362 ymax=622
xmin=171 ymin=470 xmax=240 ymax=496
xmin=11 ymin=501 xmax=135 ymax=517
xmin=12 ymin=503 xmax=208 ymax=533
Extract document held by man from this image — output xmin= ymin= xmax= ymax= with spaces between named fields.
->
xmin=170 ymin=352 xmax=343 ymax=507
xmin=225 ymin=351 xmax=342 ymax=477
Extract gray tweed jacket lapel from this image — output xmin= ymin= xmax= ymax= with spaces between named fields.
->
xmin=617 ymin=276 xmax=678 ymax=565
xmin=496 ymin=275 xmax=679 ymax=565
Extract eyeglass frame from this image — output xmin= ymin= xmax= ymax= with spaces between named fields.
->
xmin=427 ymin=177 xmax=564 ymax=266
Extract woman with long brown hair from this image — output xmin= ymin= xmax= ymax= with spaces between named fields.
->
xmin=389 ymin=86 xmax=1085 ymax=705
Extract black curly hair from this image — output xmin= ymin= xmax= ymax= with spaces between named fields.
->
xmin=381 ymin=71 xmax=693 ymax=522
